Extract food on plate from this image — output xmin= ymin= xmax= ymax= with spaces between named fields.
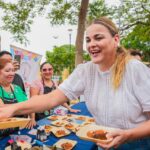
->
xmin=48 ymin=115 xmax=58 ymax=121
xmin=64 ymin=123 xmax=75 ymax=130
xmin=44 ymin=125 xmax=52 ymax=133
xmin=61 ymin=142 xmax=73 ymax=150
xmin=83 ymin=122 xmax=90 ymax=126
xmin=87 ymin=130 xmax=107 ymax=140
xmin=52 ymin=120 xmax=65 ymax=127
xmin=31 ymin=146 xmax=42 ymax=150
xmin=54 ymin=139 xmax=77 ymax=150
xmin=62 ymin=117 xmax=68 ymax=120
xmin=56 ymin=130 xmax=66 ymax=136
xmin=76 ymin=116 xmax=86 ymax=121
xmin=88 ymin=118 xmax=95 ymax=122
xmin=53 ymin=128 xmax=70 ymax=137
xmin=45 ymin=125 xmax=52 ymax=130
xmin=55 ymin=122 xmax=64 ymax=126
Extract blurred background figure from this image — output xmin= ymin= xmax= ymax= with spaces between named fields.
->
xmin=30 ymin=62 xmax=80 ymax=121
xmin=130 ymin=49 xmax=142 ymax=61
xmin=0 ymin=51 xmax=25 ymax=92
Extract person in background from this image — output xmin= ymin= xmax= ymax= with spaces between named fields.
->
xmin=1 ymin=17 xmax=150 ymax=150
xmin=30 ymin=62 xmax=80 ymax=120
xmin=0 ymin=51 xmax=25 ymax=92
xmin=0 ymin=58 xmax=36 ymax=129
xmin=130 ymin=49 xmax=142 ymax=61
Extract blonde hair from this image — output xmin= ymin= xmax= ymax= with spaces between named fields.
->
xmin=112 ymin=47 xmax=132 ymax=89
xmin=90 ymin=16 xmax=132 ymax=89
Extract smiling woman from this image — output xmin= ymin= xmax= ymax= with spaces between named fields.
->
xmin=0 ymin=58 xmax=36 ymax=130
xmin=0 ymin=58 xmax=27 ymax=104
xmin=30 ymin=61 xmax=80 ymax=120
xmin=0 ymin=17 xmax=150 ymax=150
xmin=0 ymin=59 xmax=14 ymax=86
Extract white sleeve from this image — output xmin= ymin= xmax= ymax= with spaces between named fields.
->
xmin=58 ymin=64 xmax=85 ymax=100
xmin=129 ymin=60 xmax=150 ymax=112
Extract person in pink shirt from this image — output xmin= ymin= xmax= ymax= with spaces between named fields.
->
xmin=30 ymin=62 xmax=80 ymax=120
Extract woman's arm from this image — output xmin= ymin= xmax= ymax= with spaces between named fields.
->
xmin=126 ymin=118 xmax=150 ymax=140
xmin=27 ymin=86 xmax=41 ymax=128
xmin=30 ymin=87 xmax=40 ymax=97
xmin=0 ymin=89 xmax=68 ymax=118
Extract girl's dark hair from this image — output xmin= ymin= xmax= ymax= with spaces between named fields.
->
xmin=130 ymin=50 xmax=142 ymax=57
xmin=40 ymin=62 xmax=52 ymax=71
xmin=0 ymin=51 xmax=12 ymax=58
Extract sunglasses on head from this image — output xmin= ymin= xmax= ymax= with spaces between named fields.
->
xmin=42 ymin=68 xmax=53 ymax=72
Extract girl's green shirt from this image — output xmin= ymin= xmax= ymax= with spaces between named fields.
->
xmin=0 ymin=84 xmax=27 ymax=103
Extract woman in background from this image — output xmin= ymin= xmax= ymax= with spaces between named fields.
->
xmin=30 ymin=62 xmax=80 ymax=120
xmin=0 ymin=58 xmax=35 ymax=129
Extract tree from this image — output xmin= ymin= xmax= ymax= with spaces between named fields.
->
xmin=112 ymin=0 xmax=150 ymax=37
xmin=121 ymin=24 xmax=150 ymax=62
xmin=0 ymin=0 xmax=50 ymax=44
xmin=113 ymin=0 xmax=150 ymax=61
xmin=46 ymin=45 xmax=75 ymax=75
xmin=88 ymin=0 xmax=113 ymax=22
xmin=46 ymin=44 xmax=90 ymax=75
xmin=0 ymin=0 xmax=110 ymax=66
xmin=75 ymin=0 xmax=89 ymax=66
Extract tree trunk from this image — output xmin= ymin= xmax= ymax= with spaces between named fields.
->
xmin=75 ymin=0 xmax=89 ymax=67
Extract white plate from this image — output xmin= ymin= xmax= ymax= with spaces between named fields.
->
xmin=76 ymin=124 xmax=116 ymax=143
xmin=54 ymin=139 xmax=77 ymax=150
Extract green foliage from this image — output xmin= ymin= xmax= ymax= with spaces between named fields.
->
xmin=0 ymin=0 xmax=35 ymax=44
xmin=1 ymin=0 xmax=150 ymax=62
xmin=117 ymin=0 xmax=150 ymax=61
xmin=0 ymin=0 xmax=50 ymax=44
xmin=83 ymin=51 xmax=90 ymax=62
xmin=46 ymin=44 xmax=90 ymax=75
xmin=112 ymin=0 xmax=150 ymax=36
xmin=0 ymin=0 xmax=110 ymax=44
xmin=88 ymin=0 xmax=113 ymax=23
xmin=121 ymin=24 xmax=150 ymax=62
xmin=47 ymin=0 xmax=80 ymax=25
xmin=46 ymin=45 xmax=75 ymax=75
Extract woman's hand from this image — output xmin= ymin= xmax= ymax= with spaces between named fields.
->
xmin=26 ymin=118 xmax=36 ymax=129
xmin=13 ymin=60 xmax=20 ymax=71
xmin=0 ymin=104 xmax=16 ymax=119
xmin=97 ymin=129 xmax=130 ymax=149
xmin=69 ymin=108 xmax=81 ymax=113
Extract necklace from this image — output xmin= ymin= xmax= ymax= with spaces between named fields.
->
xmin=2 ymin=85 xmax=14 ymax=98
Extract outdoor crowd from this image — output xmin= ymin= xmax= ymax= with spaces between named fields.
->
xmin=0 ymin=16 xmax=150 ymax=150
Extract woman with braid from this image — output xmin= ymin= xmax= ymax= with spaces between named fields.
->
xmin=0 ymin=17 xmax=150 ymax=149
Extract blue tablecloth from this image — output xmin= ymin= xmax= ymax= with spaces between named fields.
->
xmin=0 ymin=102 xmax=97 ymax=150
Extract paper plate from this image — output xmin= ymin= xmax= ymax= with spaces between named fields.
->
xmin=64 ymin=122 xmax=80 ymax=132
xmin=54 ymin=139 xmax=77 ymax=150
xmin=51 ymin=120 xmax=68 ymax=127
xmin=76 ymin=124 xmax=116 ymax=143
xmin=52 ymin=127 xmax=71 ymax=138
xmin=47 ymin=115 xmax=59 ymax=121
xmin=0 ymin=117 xmax=30 ymax=129
xmin=44 ymin=125 xmax=56 ymax=134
